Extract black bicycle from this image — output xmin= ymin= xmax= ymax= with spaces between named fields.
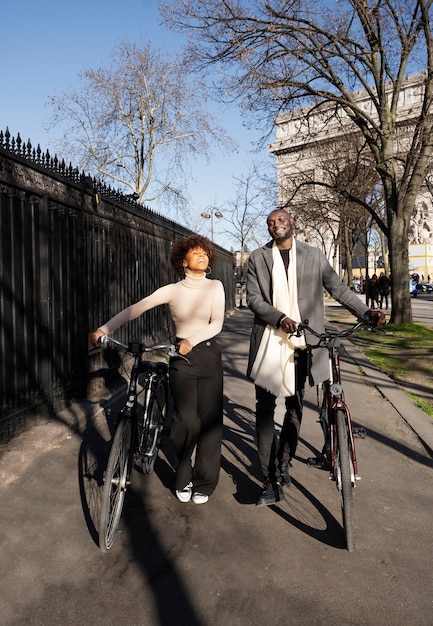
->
xmin=97 ymin=335 xmax=181 ymax=552
xmin=294 ymin=316 xmax=374 ymax=552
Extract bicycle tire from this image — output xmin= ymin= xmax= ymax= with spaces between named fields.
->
xmin=334 ymin=409 xmax=355 ymax=552
xmin=99 ymin=417 xmax=133 ymax=552
xmin=141 ymin=379 xmax=166 ymax=474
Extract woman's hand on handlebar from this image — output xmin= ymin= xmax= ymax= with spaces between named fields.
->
xmin=90 ymin=329 xmax=105 ymax=348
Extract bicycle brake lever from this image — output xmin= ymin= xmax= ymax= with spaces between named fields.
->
xmin=359 ymin=313 xmax=372 ymax=324
xmin=170 ymin=343 xmax=190 ymax=363
xmin=99 ymin=335 xmax=109 ymax=346
xmin=293 ymin=319 xmax=308 ymax=337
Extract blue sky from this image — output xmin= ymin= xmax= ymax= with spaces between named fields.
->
xmin=0 ymin=0 xmax=273 ymax=246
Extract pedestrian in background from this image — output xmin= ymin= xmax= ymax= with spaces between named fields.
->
xmin=378 ymin=272 xmax=391 ymax=309
xmin=366 ymin=274 xmax=380 ymax=309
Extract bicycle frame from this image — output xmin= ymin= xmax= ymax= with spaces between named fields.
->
xmin=295 ymin=316 xmax=374 ymax=551
xmin=138 ymin=360 xmax=169 ymax=457
xmin=98 ymin=336 xmax=178 ymax=551
xmin=320 ymin=337 xmax=359 ymax=480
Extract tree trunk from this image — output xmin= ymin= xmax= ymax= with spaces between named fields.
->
xmin=379 ymin=229 xmax=390 ymax=277
xmin=388 ymin=210 xmax=412 ymax=325
xmin=342 ymin=222 xmax=354 ymax=286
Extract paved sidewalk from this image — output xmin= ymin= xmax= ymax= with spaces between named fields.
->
xmin=1 ymin=305 xmax=433 ymax=626
xmin=1 ymin=303 xmax=431 ymax=485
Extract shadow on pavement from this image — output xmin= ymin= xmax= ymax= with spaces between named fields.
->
xmin=269 ymin=478 xmax=345 ymax=550
xmin=121 ymin=486 xmax=205 ymax=626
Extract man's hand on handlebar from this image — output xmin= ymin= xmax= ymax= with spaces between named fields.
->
xmin=279 ymin=316 xmax=298 ymax=334
xmin=366 ymin=309 xmax=386 ymax=327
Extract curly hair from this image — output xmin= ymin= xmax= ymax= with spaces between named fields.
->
xmin=170 ymin=234 xmax=216 ymax=278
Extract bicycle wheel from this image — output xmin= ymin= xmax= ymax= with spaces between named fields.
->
xmin=141 ymin=379 xmax=166 ymax=474
xmin=334 ymin=409 xmax=355 ymax=552
xmin=99 ymin=417 xmax=133 ymax=552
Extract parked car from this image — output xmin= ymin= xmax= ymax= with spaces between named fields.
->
xmin=236 ymin=279 xmax=247 ymax=293
xmin=416 ymin=281 xmax=433 ymax=293
xmin=351 ymin=280 xmax=362 ymax=293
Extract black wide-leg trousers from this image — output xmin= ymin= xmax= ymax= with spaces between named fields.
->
xmin=169 ymin=337 xmax=223 ymax=495
xmin=255 ymin=349 xmax=308 ymax=482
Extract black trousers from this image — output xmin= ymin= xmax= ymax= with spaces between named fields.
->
xmin=255 ymin=349 xmax=308 ymax=482
xmin=169 ymin=337 xmax=223 ymax=495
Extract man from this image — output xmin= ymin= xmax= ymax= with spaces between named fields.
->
xmin=378 ymin=272 xmax=391 ymax=309
xmin=246 ymin=209 xmax=385 ymax=506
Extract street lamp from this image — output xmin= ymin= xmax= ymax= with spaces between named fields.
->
xmin=200 ymin=207 xmax=223 ymax=241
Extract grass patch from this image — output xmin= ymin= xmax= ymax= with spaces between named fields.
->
xmin=406 ymin=393 xmax=433 ymax=419
xmin=326 ymin=310 xmax=433 ymax=417
xmin=354 ymin=323 xmax=433 ymax=379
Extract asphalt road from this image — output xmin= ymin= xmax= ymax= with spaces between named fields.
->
xmin=409 ymin=291 xmax=433 ymax=326
xmin=1 ymin=306 xmax=432 ymax=626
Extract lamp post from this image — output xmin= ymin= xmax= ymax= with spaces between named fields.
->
xmin=200 ymin=207 xmax=223 ymax=241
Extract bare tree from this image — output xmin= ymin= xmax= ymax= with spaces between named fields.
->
xmin=161 ymin=0 xmax=433 ymax=324
xmin=280 ymin=130 xmax=383 ymax=287
xmin=222 ymin=163 xmax=274 ymax=305
xmin=49 ymin=39 xmax=232 ymax=215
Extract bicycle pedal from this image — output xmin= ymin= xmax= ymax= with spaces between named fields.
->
xmin=307 ymin=457 xmax=327 ymax=469
xmin=353 ymin=427 xmax=367 ymax=438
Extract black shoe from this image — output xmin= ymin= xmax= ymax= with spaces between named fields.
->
xmin=256 ymin=480 xmax=284 ymax=506
xmin=279 ymin=461 xmax=291 ymax=488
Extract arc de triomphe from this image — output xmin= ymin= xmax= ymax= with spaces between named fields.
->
xmin=268 ymin=73 xmax=433 ymax=279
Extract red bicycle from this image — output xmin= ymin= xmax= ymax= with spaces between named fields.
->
xmin=294 ymin=316 xmax=374 ymax=552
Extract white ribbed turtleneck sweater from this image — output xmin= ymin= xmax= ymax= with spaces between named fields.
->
xmin=98 ymin=273 xmax=225 ymax=347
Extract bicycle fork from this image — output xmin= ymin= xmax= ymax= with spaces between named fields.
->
xmin=330 ymin=403 xmax=360 ymax=486
xmin=114 ymin=359 xmax=140 ymax=489
xmin=140 ymin=372 xmax=164 ymax=458
xmin=329 ymin=345 xmax=360 ymax=483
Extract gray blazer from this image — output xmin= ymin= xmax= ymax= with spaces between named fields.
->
xmin=246 ymin=240 xmax=369 ymax=386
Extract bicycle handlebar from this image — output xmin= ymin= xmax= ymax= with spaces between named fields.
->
xmin=98 ymin=335 xmax=179 ymax=358
xmin=293 ymin=314 xmax=374 ymax=340
xmin=99 ymin=335 xmax=128 ymax=350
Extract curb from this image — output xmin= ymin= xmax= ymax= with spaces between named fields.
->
xmin=343 ymin=340 xmax=433 ymax=457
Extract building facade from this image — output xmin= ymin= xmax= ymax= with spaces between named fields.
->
xmin=268 ymin=74 xmax=433 ymax=280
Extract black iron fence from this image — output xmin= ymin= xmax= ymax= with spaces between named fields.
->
xmin=0 ymin=130 xmax=235 ymax=443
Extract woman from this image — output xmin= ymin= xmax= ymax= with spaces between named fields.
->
xmin=366 ymin=274 xmax=380 ymax=309
xmin=91 ymin=235 xmax=225 ymax=505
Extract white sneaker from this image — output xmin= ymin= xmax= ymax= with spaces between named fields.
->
xmin=176 ymin=482 xmax=193 ymax=503
xmin=192 ymin=492 xmax=208 ymax=505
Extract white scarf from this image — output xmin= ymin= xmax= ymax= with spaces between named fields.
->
xmin=250 ymin=240 xmax=306 ymax=397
